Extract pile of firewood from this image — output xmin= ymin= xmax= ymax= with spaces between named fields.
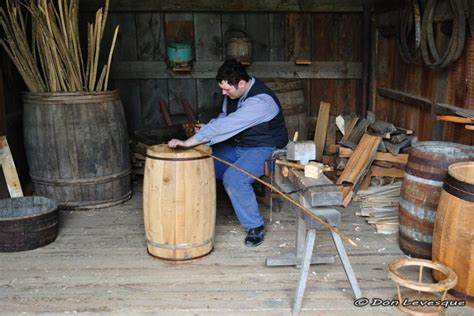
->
xmin=321 ymin=112 xmax=413 ymax=207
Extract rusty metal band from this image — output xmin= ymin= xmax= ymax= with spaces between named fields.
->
xmin=399 ymin=223 xmax=433 ymax=243
xmin=145 ymin=154 xmax=211 ymax=161
xmin=147 ymin=247 xmax=214 ymax=262
xmin=398 ymin=234 xmax=432 ymax=259
xmin=147 ymin=238 xmax=212 ymax=250
xmin=399 ymin=0 xmax=422 ymax=64
xmin=421 ymin=0 xmax=466 ymax=68
xmin=443 ymin=173 xmax=474 ymax=202
xmin=407 ymin=153 xmax=454 ymax=169
xmin=405 ymin=167 xmax=447 ymax=182
xmin=30 ymin=168 xmax=132 ymax=185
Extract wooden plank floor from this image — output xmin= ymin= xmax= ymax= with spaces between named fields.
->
xmin=0 ymin=181 xmax=471 ymax=315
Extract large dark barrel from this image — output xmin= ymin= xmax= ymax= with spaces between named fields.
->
xmin=0 ymin=196 xmax=58 ymax=252
xmin=399 ymin=141 xmax=473 ymax=259
xmin=433 ymin=162 xmax=474 ymax=307
xmin=264 ymin=79 xmax=307 ymax=140
xmin=23 ymin=91 xmax=132 ymax=209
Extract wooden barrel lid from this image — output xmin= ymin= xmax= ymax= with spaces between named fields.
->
xmin=146 ymin=144 xmax=212 ymax=161
xmin=448 ymin=161 xmax=474 ymax=184
xmin=443 ymin=161 xmax=474 ymax=202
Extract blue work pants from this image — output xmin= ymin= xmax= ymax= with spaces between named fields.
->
xmin=212 ymin=142 xmax=274 ymax=230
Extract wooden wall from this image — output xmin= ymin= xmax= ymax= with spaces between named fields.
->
xmin=78 ymin=9 xmax=363 ymax=135
xmin=373 ymin=19 xmax=473 ymax=145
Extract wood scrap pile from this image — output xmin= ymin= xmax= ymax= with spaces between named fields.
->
xmin=354 ymin=182 xmax=401 ymax=234
xmin=323 ymin=113 xmax=414 ymax=207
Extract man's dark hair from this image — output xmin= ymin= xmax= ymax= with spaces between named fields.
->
xmin=216 ymin=59 xmax=250 ymax=87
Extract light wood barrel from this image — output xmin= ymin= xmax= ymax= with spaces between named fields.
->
xmin=22 ymin=91 xmax=131 ymax=209
xmin=399 ymin=141 xmax=473 ymax=258
xmin=264 ymin=79 xmax=307 ymax=140
xmin=433 ymin=161 xmax=474 ymax=307
xmin=143 ymin=144 xmax=216 ymax=262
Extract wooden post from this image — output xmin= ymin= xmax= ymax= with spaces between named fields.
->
xmin=0 ymin=136 xmax=23 ymax=197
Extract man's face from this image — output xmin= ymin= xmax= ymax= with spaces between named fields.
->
xmin=218 ymin=80 xmax=246 ymax=99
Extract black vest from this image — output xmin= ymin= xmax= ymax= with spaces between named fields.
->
xmin=226 ymin=79 xmax=289 ymax=149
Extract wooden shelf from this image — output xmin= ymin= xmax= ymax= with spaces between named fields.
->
xmin=80 ymin=0 xmax=363 ymax=12
xmin=110 ymin=61 xmax=362 ymax=80
xmin=377 ymin=87 xmax=474 ymax=119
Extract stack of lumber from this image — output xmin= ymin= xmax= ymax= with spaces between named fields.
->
xmin=324 ymin=115 xmax=413 ymax=207
xmin=339 ymin=118 xmax=415 ymax=154
xmin=354 ymin=182 xmax=402 ymax=234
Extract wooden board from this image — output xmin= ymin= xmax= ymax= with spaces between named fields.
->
xmin=136 ymin=13 xmax=166 ymax=61
xmin=246 ymin=13 xmax=270 ymax=61
xmin=168 ymin=79 xmax=197 ymax=124
xmin=194 ymin=13 xmax=222 ymax=61
xmin=336 ymin=14 xmax=362 ymax=115
xmin=109 ymin=13 xmax=138 ymax=61
xmin=370 ymin=166 xmax=404 ymax=178
xmin=269 ymin=13 xmax=287 ymax=61
xmin=196 ymin=79 xmax=222 ymax=124
xmin=139 ymin=79 xmax=168 ymax=128
xmin=0 ymin=136 xmax=23 ymax=197
xmin=164 ymin=13 xmax=194 ymax=43
xmin=313 ymin=102 xmax=331 ymax=162
xmin=338 ymin=147 xmax=408 ymax=164
xmin=113 ymin=79 xmax=142 ymax=131
xmin=110 ymin=61 xmax=362 ymax=79
xmin=337 ymin=134 xmax=382 ymax=207
xmin=287 ymin=169 xmax=343 ymax=206
xmin=287 ymin=13 xmax=312 ymax=62
xmin=80 ymin=0 xmax=364 ymax=12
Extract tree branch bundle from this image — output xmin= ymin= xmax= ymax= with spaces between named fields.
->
xmin=0 ymin=0 xmax=118 ymax=92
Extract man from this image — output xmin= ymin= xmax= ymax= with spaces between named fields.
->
xmin=168 ymin=59 xmax=288 ymax=247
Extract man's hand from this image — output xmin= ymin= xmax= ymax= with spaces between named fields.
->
xmin=194 ymin=123 xmax=205 ymax=133
xmin=168 ymin=139 xmax=186 ymax=148
xmin=168 ymin=136 xmax=204 ymax=149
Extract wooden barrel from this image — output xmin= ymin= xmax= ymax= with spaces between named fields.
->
xmin=399 ymin=141 xmax=473 ymax=259
xmin=22 ymin=91 xmax=132 ymax=209
xmin=0 ymin=196 xmax=58 ymax=252
xmin=433 ymin=162 xmax=474 ymax=307
xmin=143 ymin=144 xmax=216 ymax=262
xmin=264 ymin=79 xmax=307 ymax=140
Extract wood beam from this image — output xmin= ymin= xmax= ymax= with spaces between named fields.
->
xmin=378 ymin=87 xmax=474 ymax=119
xmin=80 ymin=0 xmax=363 ymax=12
xmin=110 ymin=61 xmax=362 ymax=79
xmin=377 ymin=87 xmax=432 ymax=109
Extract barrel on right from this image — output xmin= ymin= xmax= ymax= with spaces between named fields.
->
xmin=433 ymin=161 xmax=474 ymax=307
xmin=399 ymin=141 xmax=473 ymax=259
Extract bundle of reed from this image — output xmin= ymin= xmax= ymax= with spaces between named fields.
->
xmin=0 ymin=0 xmax=119 ymax=93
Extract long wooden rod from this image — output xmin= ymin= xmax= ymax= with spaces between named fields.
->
xmin=192 ymin=147 xmax=357 ymax=247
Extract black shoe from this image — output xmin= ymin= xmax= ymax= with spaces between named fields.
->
xmin=245 ymin=225 xmax=265 ymax=247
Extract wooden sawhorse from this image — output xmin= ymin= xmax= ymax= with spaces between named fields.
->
xmin=266 ymin=193 xmax=362 ymax=315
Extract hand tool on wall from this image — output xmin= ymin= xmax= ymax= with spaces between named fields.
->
xmin=180 ymin=97 xmax=198 ymax=123
xmin=159 ymin=100 xmax=174 ymax=128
